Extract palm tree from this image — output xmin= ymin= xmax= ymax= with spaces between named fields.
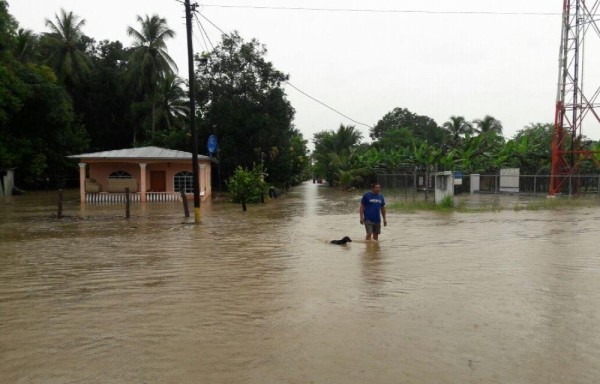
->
xmin=43 ymin=9 xmax=92 ymax=85
xmin=473 ymin=115 xmax=503 ymax=135
xmin=473 ymin=115 xmax=505 ymax=151
xmin=442 ymin=115 xmax=473 ymax=148
xmin=312 ymin=124 xmax=363 ymax=186
xmin=333 ymin=124 xmax=363 ymax=156
xmin=15 ymin=28 xmax=39 ymax=63
xmin=156 ymin=73 xmax=188 ymax=131
xmin=126 ymin=14 xmax=177 ymax=136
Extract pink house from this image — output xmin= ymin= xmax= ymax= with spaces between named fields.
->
xmin=68 ymin=146 xmax=213 ymax=203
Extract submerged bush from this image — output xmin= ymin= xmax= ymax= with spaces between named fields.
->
xmin=226 ymin=164 xmax=269 ymax=211
xmin=438 ymin=196 xmax=455 ymax=209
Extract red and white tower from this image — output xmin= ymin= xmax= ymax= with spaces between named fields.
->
xmin=550 ymin=0 xmax=600 ymax=195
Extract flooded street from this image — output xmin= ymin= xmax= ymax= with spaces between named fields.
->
xmin=2 ymin=183 xmax=600 ymax=383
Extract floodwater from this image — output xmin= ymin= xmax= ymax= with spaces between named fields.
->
xmin=1 ymin=183 xmax=600 ymax=383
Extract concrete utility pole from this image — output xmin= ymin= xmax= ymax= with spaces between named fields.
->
xmin=185 ymin=0 xmax=201 ymax=222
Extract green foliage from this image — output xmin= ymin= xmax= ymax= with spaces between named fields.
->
xmin=0 ymin=63 xmax=26 ymax=123
xmin=195 ymin=32 xmax=302 ymax=186
xmin=73 ymin=39 xmax=132 ymax=150
xmin=312 ymin=124 xmax=363 ymax=187
xmin=15 ymin=28 xmax=39 ymax=63
xmin=0 ymin=18 xmax=89 ymax=188
xmin=126 ymin=14 xmax=177 ymax=141
xmin=370 ymin=107 xmax=447 ymax=146
xmin=0 ymin=0 xmax=17 ymax=56
xmin=438 ymin=196 xmax=455 ymax=209
xmin=442 ymin=115 xmax=473 ymax=149
xmin=41 ymin=9 xmax=93 ymax=87
xmin=226 ymin=164 xmax=269 ymax=206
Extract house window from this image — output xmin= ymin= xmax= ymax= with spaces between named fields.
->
xmin=174 ymin=171 xmax=193 ymax=193
xmin=109 ymin=171 xmax=132 ymax=179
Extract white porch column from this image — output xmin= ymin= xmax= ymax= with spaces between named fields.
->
xmin=200 ymin=163 xmax=206 ymax=198
xmin=78 ymin=163 xmax=86 ymax=203
xmin=139 ymin=163 xmax=147 ymax=202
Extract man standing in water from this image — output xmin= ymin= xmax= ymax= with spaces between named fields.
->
xmin=359 ymin=183 xmax=387 ymax=241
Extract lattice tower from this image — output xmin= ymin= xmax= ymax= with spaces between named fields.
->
xmin=550 ymin=0 xmax=600 ymax=195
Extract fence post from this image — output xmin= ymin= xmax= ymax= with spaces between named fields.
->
xmin=533 ymin=175 xmax=537 ymax=197
xmin=125 ymin=187 xmax=130 ymax=218
xmin=181 ymin=189 xmax=190 ymax=218
xmin=57 ymin=189 xmax=63 ymax=219
xmin=413 ymin=170 xmax=417 ymax=202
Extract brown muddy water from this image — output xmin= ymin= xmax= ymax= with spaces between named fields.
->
xmin=1 ymin=183 xmax=600 ymax=383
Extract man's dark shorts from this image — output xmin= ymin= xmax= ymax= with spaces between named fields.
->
xmin=364 ymin=219 xmax=381 ymax=235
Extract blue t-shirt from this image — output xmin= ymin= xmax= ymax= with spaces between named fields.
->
xmin=361 ymin=191 xmax=385 ymax=223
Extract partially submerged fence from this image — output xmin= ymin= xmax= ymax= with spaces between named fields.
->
xmin=377 ymin=173 xmax=600 ymax=198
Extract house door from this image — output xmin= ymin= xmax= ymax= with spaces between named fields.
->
xmin=150 ymin=171 xmax=166 ymax=192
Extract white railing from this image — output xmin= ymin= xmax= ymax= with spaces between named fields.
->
xmin=86 ymin=192 xmax=177 ymax=203
xmin=85 ymin=191 xmax=204 ymax=203
xmin=146 ymin=192 xmax=181 ymax=202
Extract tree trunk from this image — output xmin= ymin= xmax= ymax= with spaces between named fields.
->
xmin=151 ymin=90 xmax=157 ymax=136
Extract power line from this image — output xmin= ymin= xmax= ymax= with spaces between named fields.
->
xmin=194 ymin=13 xmax=215 ymax=52
xmin=196 ymin=12 xmax=374 ymax=129
xmin=284 ymin=82 xmax=373 ymax=129
xmin=192 ymin=22 xmax=209 ymax=52
xmin=199 ymin=4 xmax=560 ymax=16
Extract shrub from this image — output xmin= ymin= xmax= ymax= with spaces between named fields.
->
xmin=226 ymin=164 xmax=269 ymax=211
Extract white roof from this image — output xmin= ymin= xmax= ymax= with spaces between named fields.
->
xmin=68 ymin=146 xmax=212 ymax=161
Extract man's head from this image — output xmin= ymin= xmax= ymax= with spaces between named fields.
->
xmin=371 ymin=183 xmax=381 ymax=194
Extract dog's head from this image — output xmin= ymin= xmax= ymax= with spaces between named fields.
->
xmin=341 ymin=236 xmax=352 ymax=243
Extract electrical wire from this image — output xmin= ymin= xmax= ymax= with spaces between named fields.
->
xmin=199 ymin=4 xmax=560 ymax=16
xmin=193 ymin=18 xmax=210 ymax=52
xmin=284 ymin=82 xmax=373 ymax=128
xmin=194 ymin=13 xmax=215 ymax=51
xmin=195 ymin=12 xmax=373 ymax=128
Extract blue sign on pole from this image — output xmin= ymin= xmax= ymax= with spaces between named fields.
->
xmin=207 ymin=135 xmax=217 ymax=154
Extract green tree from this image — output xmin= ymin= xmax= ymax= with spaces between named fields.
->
xmin=226 ymin=164 xmax=268 ymax=211
xmin=136 ymin=73 xmax=190 ymax=148
xmin=474 ymin=115 xmax=503 ymax=135
xmin=370 ymin=107 xmax=447 ymax=146
xmin=42 ymin=9 xmax=93 ymax=87
xmin=75 ymin=39 xmax=132 ymax=150
xmin=15 ymin=28 xmax=39 ymax=63
xmin=0 ymin=0 xmax=17 ymax=57
xmin=496 ymin=123 xmax=553 ymax=174
xmin=312 ymin=124 xmax=363 ymax=187
xmin=156 ymin=73 xmax=188 ymax=131
xmin=0 ymin=62 xmax=88 ymax=187
xmin=269 ymin=128 xmax=309 ymax=187
xmin=473 ymin=115 xmax=505 ymax=148
xmin=126 ymin=14 xmax=177 ymax=140
xmin=195 ymin=32 xmax=300 ymax=186
xmin=442 ymin=115 xmax=473 ymax=148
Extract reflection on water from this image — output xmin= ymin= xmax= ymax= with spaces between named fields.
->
xmin=2 ymin=184 xmax=600 ymax=383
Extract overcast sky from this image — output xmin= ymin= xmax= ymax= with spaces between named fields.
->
xmin=9 ymin=0 xmax=577 ymax=146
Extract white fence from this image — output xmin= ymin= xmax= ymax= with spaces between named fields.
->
xmin=378 ymin=173 xmax=600 ymax=197
xmin=85 ymin=192 xmax=183 ymax=203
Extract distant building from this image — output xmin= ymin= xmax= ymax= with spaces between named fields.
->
xmin=68 ymin=146 xmax=213 ymax=203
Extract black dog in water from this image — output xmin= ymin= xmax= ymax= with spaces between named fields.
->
xmin=330 ymin=236 xmax=352 ymax=245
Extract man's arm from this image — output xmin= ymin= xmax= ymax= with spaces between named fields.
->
xmin=381 ymin=206 xmax=387 ymax=226
xmin=359 ymin=204 xmax=365 ymax=224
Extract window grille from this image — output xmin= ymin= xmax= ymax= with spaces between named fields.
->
xmin=174 ymin=171 xmax=193 ymax=193
xmin=108 ymin=171 xmax=132 ymax=179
